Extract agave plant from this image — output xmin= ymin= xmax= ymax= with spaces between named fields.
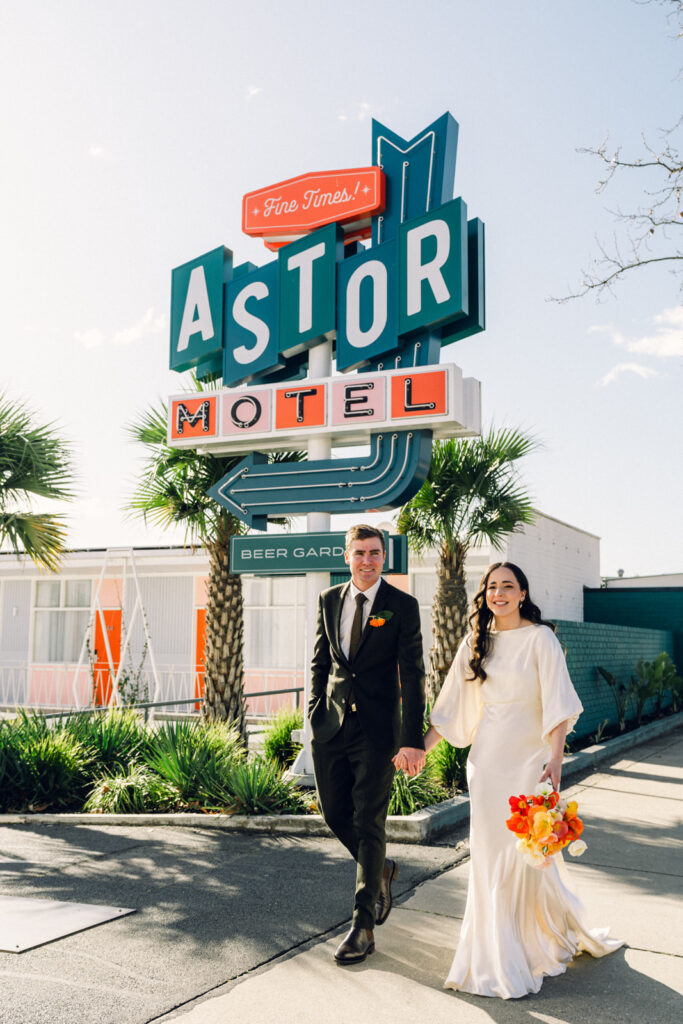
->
xmin=84 ymin=765 xmax=177 ymax=814
xmin=426 ymin=740 xmax=470 ymax=793
xmin=388 ymin=765 xmax=448 ymax=816
xmin=201 ymin=756 xmax=309 ymax=815
xmin=0 ymin=712 xmax=92 ymax=812
xmin=58 ymin=709 xmax=148 ymax=776
xmin=262 ymin=707 xmax=304 ymax=768
xmin=143 ymin=719 xmax=245 ymax=803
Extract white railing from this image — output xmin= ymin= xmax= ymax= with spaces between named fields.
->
xmin=0 ymin=663 xmax=303 ymax=719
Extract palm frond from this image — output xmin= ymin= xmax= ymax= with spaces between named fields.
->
xmin=0 ymin=512 xmax=69 ymax=572
xmin=398 ymin=427 xmax=539 ymax=554
xmin=0 ymin=395 xmax=75 ymax=503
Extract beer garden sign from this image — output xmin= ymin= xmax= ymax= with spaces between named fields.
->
xmin=166 ymin=112 xmax=486 ymax=538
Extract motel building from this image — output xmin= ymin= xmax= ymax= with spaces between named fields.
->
xmin=0 ymin=511 xmax=603 ymax=718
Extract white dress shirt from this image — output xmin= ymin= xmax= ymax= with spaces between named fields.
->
xmin=339 ymin=577 xmax=383 ymax=660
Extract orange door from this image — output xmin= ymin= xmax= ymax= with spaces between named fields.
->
xmin=92 ymin=610 xmax=122 ymax=706
xmin=195 ymin=608 xmax=206 ymax=709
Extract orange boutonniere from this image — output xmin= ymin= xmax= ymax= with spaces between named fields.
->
xmin=369 ymin=610 xmax=394 ymax=627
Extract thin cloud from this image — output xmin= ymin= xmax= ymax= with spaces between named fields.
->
xmin=75 ymin=309 xmax=166 ymax=350
xmin=88 ymin=145 xmax=107 ymax=159
xmin=338 ymin=101 xmax=374 ymax=122
xmin=590 ymin=306 xmax=683 ymax=359
xmin=246 ymin=85 xmax=263 ymax=98
xmin=75 ymin=328 xmax=106 ymax=349
xmin=113 ymin=308 xmax=166 ymax=346
xmin=598 ymin=362 xmax=658 ymax=387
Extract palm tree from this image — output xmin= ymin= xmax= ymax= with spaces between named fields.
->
xmin=397 ymin=428 xmax=538 ymax=704
xmin=127 ymin=382 xmax=302 ymax=738
xmin=0 ymin=395 xmax=75 ymax=571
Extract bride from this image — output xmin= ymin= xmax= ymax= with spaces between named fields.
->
xmin=422 ymin=562 xmax=623 ymax=999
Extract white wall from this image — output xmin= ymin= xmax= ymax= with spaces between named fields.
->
xmin=501 ymin=512 xmax=600 ymax=621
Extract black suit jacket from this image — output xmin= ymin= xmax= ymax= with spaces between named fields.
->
xmin=308 ymin=578 xmax=426 ymax=754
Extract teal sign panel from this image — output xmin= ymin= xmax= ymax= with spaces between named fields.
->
xmin=224 ymin=259 xmax=281 ymax=386
xmin=442 ymin=217 xmax=486 ymax=344
xmin=230 ymin=532 xmax=408 ymax=575
xmin=170 ymin=246 xmax=230 ymax=373
xmin=278 ymin=223 xmax=343 ymax=358
xmin=398 ymin=198 xmax=468 ymax=338
xmin=372 ymin=112 xmax=460 ymax=246
xmin=336 ymin=239 xmax=399 ymax=373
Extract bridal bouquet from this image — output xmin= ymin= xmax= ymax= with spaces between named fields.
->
xmin=506 ymin=783 xmax=587 ymax=868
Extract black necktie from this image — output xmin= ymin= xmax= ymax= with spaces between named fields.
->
xmin=348 ymin=593 xmax=367 ymax=661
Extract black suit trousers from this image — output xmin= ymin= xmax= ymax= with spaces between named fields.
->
xmin=312 ymin=711 xmax=395 ymax=930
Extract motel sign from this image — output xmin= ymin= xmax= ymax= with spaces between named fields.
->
xmin=167 ymin=113 xmax=486 ymax=529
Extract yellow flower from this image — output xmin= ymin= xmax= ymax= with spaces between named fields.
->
xmin=531 ymin=810 xmax=554 ymax=841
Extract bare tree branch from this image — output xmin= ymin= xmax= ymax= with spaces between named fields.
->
xmin=553 ymin=119 xmax=682 ymax=301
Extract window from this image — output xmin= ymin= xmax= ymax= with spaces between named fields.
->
xmin=33 ymin=580 xmax=91 ymax=663
xmin=243 ymin=576 xmax=305 ymax=670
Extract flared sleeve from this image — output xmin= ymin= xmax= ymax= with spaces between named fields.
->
xmin=430 ymin=636 xmax=483 ymax=747
xmin=536 ymin=626 xmax=583 ymax=746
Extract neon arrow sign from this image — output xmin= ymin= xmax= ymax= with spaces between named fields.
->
xmin=208 ymin=430 xmax=433 ymax=531
xmin=167 ymin=112 xmax=486 ymax=529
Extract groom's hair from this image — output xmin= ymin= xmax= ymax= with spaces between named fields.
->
xmin=345 ymin=524 xmax=385 ymax=553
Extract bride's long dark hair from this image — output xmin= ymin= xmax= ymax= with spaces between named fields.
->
xmin=467 ymin=562 xmax=556 ymax=683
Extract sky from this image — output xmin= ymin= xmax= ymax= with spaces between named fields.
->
xmin=0 ymin=0 xmax=681 ymax=579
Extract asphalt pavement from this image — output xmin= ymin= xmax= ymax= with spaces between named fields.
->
xmin=0 ymin=728 xmax=680 ymax=1024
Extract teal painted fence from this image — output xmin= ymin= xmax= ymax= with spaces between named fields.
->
xmin=554 ymin=620 xmax=675 ymax=741
xmin=584 ymin=587 xmax=683 ymax=671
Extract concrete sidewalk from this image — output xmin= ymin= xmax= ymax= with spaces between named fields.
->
xmin=162 ymin=729 xmax=683 ymax=1024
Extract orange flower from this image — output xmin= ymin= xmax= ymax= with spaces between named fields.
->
xmin=369 ymin=617 xmax=386 ymax=627
xmin=506 ymin=812 xmax=529 ymax=836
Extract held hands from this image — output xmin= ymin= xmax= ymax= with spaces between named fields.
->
xmin=392 ymin=747 xmax=426 ymax=777
xmin=539 ymin=757 xmax=563 ymax=792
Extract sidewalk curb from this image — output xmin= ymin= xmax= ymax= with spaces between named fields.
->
xmin=1 ymin=713 xmax=681 ymax=844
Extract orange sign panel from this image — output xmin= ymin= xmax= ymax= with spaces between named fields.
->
xmin=275 ymin=385 xmax=326 ymax=430
xmin=170 ymin=396 xmax=218 ymax=440
xmin=391 ymin=371 xmax=447 ymax=418
xmin=243 ymin=168 xmax=385 ymax=248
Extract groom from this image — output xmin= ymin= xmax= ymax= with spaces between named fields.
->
xmin=309 ymin=524 xmax=426 ymax=964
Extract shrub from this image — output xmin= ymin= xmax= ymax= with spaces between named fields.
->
xmin=262 ymin=707 xmax=304 ymax=768
xmin=596 ymin=666 xmax=632 ymax=731
xmin=388 ymin=764 xmax=448 ymax=816
xmin=200 ymin=756 xmax=309 ymax=815
xmin=0 ymin=713 xmax=92 ymax=812
xmin=84 ymin=765 xmax=177 ymax=814
xmin=427 ymin=741 xmax=469 ymax=793
xmin=143 ymin=719 xmax=245 ymax=803
xmin=58 ymin=709 xmax=149 ymax=776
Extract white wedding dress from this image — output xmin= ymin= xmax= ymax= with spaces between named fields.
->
xmin=430 ymin=624 xmax=623 ymax=999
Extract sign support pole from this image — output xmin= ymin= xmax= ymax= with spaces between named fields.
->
xmin=290 ymin=339 xmax=332 ymax=783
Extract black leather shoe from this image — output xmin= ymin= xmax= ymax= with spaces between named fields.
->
xmin=334 ymin=925 xmax=375 ymax=964
xmin=376 ymin=858 xmax=399 ymax=925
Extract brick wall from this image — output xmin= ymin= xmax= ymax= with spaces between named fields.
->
xmin=554 ymin=620 xmax=675 ymax=741
xmin=584 ymin=587 xmax=683 ymax=672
